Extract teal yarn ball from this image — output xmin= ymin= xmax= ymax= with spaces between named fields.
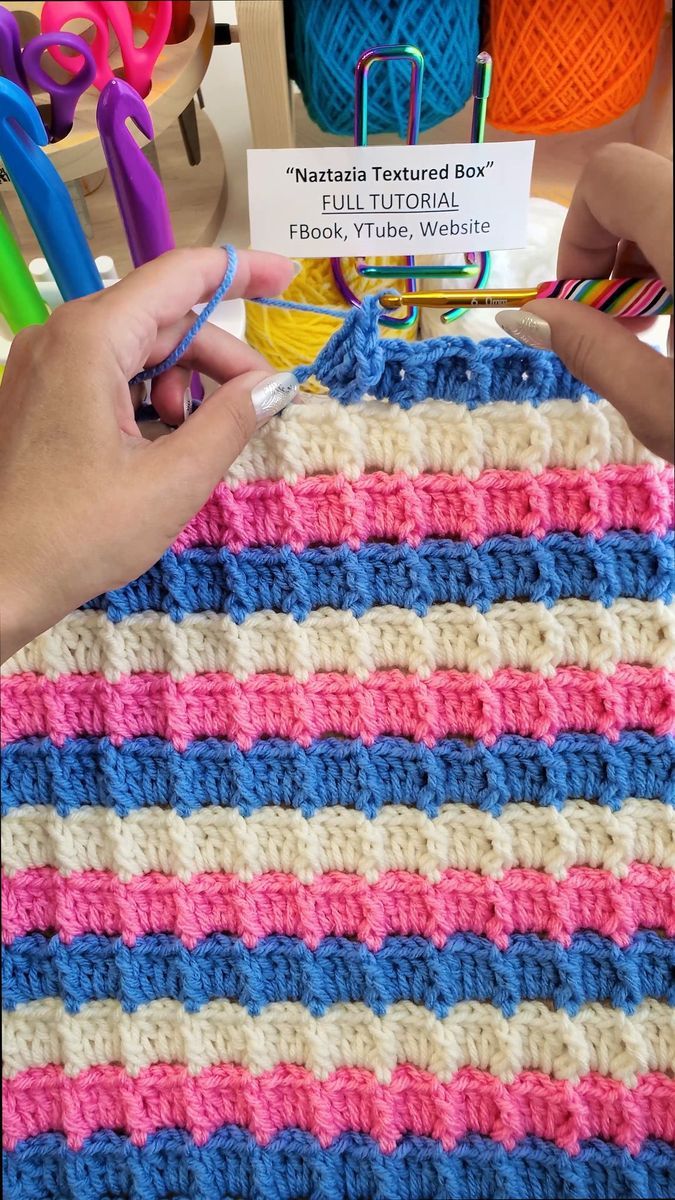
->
xmin=287 ymin=0 xmax=480 ymax=139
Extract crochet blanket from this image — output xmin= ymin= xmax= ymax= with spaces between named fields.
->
xmin=2 ymin=314 xmax=674 ymax=1200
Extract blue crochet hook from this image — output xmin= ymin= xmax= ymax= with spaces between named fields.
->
xmin=0 ymin=77 xmax=102 ymax=301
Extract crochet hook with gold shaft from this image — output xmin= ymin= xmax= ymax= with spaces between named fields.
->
xmin=379 ymin=278 xmax=674 ymax=319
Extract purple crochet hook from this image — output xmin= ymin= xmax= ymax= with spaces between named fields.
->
xmin=97 ymin=78 xmax=173 ymax=263
xmin=0 ymin=6 xmax=30 ymax=92
xmin=97 ymin=78 xmax=203 ymax=404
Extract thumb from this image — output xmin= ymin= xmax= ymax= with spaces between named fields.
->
xmin=498 ymin=298 xmax=673 ymax=460
xmin=143 ymin=368 xmax=298 ymax=516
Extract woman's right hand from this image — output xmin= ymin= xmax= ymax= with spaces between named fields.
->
xmin=496 ymin=144 xmax=673 ymax=461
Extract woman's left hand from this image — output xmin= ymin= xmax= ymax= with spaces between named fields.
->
xmin=0 ymin=246 xmax=296 ymax=661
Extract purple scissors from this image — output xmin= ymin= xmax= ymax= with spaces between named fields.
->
xmin=0 ymin=9 xmax=95 ymax=143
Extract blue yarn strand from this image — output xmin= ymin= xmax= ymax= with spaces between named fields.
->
xmin=130 ymin=246 xmax=239 ymax=386
xmin=254 ymin=294 xmax=350 ymax=320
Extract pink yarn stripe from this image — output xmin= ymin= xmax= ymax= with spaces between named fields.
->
xmin=2 ymin=665 xmax=672 ymax=750
xmin=3 ymin=864 xmax=672 ymax=951
xmin=173 ymin=466 xmax=673 ymax=553
xmin=3 ymin=1063 xmax=673 ymax=1155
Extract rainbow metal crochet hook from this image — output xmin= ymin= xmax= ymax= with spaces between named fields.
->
xmin=379 ymin=278 xmax=674 ymax=319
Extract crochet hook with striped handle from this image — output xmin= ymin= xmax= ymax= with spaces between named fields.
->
xmin=379 ymin=278 xmax=674 ymax=319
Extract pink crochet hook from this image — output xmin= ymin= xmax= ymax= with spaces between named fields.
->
xmin=40 ymin=0 xmax=171 ymax=98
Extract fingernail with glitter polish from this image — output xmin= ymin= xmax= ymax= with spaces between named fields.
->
xmin=495 ymin=309 xmax=552 ymax=349
xmin=251 ymin=372 xmax=299 ymax=426
xmin=183 ymin=388 xmax=193 ymax=422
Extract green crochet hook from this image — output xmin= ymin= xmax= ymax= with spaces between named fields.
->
xmin=0 ymin=209 xmax=49 ymax=334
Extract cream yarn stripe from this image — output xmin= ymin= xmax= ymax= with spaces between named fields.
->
xmin=4 ymin=800 xmax=673 ymax=881
xmin=224 ymin=396 xmax=660 ymax=485
xmin=4 ymin=997 xmax=672 ymax=1084
xmin=5 ymin=600 xmax=674 ymax=681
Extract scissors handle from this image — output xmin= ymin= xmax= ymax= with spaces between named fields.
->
xmin=41 ymin=1 xmax=171 ymax=98
xmin=22 ymin=33 xmax=96 ymax=142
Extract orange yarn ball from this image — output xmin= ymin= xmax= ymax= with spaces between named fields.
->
xmin=487 ymin=0 xmax=664 ymax=134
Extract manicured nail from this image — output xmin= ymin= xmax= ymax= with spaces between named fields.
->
xmin=291 ymin=260 xmax=303 ymax=277
xmin=495 ymin=309 xmax=552 ymax=349
xmin=251 ymin=372 xmax=298 ymax=426
xmin=183 ymin=388 xmax=193 ymax=422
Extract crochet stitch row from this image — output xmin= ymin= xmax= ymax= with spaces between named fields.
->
xmin=4 ymin=732 xmax=671 ymax=816
xmin=5 ymin=996 xmax=672 ymax=1083
xmin=6 ymin=599 xmax=673 ymax=681
xmin=4 ymin=1062 xmax=673 ymax=1154
xmin=3 ymin=799 xmax=672 ymax=881
xmin=4 ymin=1130 xmax=673 ymax=1200
xmin=175 ymin=465 xmax=674 ymax=552
xmin=85 ymin=532 xmax=675 ymax=622
xmin=291 ymin=301 xmax=597 ymax=408
xmin=5 ymin=930 xmax=672 ymax=1017
xmin=4 ymin=863 xmax=672 ymax=949
xmin=224 ymin=397 xmax=658 ymax=485
xmin=4 ymin=665 xmax=672 ymax=747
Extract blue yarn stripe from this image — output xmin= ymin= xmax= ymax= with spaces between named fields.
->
xmin=4 ymin=1131 xmax=674 ymax=1200
xmin=3 ymin=732 xmax=672 ymax=818
xmin=82 ymin=532 xmax=674 ymax=623
xmin=4 ymin=930 xmax=673 ymax=1018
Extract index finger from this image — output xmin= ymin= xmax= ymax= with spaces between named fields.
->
xmin=82 ymin=247 xmax=294 ymax=376
xmin=557 ymin=144 xmax=673 ymax=293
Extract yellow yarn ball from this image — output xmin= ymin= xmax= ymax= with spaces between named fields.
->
xmin=245 ymin=257 xmax=418 ymax=391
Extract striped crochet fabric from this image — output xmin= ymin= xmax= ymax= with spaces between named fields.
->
xmin=2 ymin=309 xmax=675 ymax=1200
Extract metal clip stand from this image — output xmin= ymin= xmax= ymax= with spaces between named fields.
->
xmin=330 ymin=45 xmax=423 ymax=330
xmin=442 ymin=50 xmax=492 ymax=323
xmin=359 ymin=50 xmax=494 ymax=325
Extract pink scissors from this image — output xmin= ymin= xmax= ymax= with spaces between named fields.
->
xmin=40 ymin=1 xmax=171 ymax=98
